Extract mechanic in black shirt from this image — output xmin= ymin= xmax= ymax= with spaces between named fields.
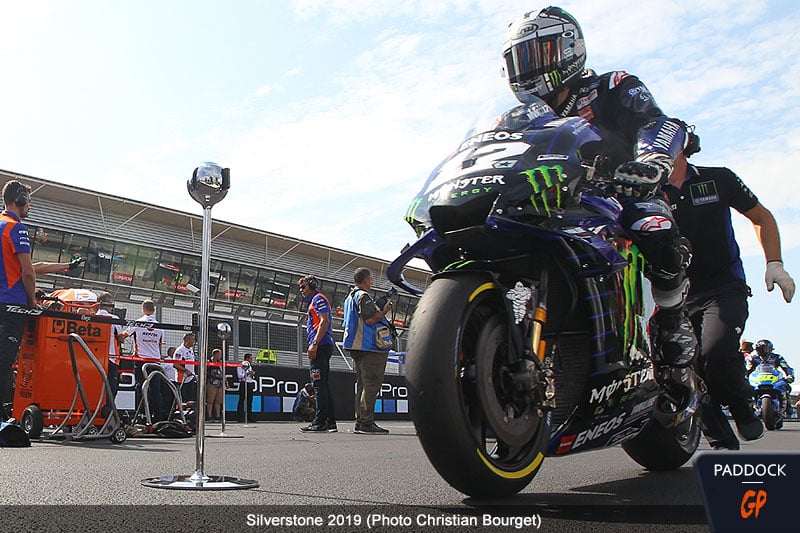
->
xmin=664 ymin=141 xmax=795 ymax=447
xmin=503 ymin=6 xmax=697 ymax=415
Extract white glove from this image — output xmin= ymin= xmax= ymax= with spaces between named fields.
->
xmin=765 ymin=261 xmax=795 ymax=303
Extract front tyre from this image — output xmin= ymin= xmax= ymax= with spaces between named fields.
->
xmin=407 ymin=275 xmax=548 ymax=499
xmin=762 ymin=397 xmax=777 ymax=430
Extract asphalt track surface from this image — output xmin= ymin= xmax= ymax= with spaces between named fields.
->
xmin=1 ymin=419 xmax=798 ymax=532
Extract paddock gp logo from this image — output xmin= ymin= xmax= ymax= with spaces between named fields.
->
xmin=51 ymin=319 xmax=103 ymax=337
xmin=694 ymin=453 xmax=799 ymax=532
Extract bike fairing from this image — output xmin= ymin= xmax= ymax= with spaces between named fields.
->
xmin=388 ymin=95 xmax=700 ymax=497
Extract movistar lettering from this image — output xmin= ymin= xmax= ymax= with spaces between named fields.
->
xmin=520 ymin=165 xmax=567 ymax=216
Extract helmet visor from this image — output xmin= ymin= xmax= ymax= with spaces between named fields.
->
xmin=504 ymin=33 xmax=567 ymax=85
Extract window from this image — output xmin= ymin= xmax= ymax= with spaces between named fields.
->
xmin=330 ymin=282 xmax=351 ymax=320
xmin=133 ymin=246 xmax=160 ymax=289
xmin=218 ymin=262 xmax=243 ymax=302
xmin=110 ymin=243 xmax=138 ymax=286
xmin=155 ymin=251 xmax=183 ymax=292
xmin=178 ymin=255 xmax=202 ymax=294
xmin=253 ymin=269 xmax=276 ymax=305
xmin=273 ymin=271 xmax=295 ymax=310
xmin=238 ymin=267 xmax=259 ymax=305
xmin=61 ymin=233 xmax=89 ymax=279
xmin=30 ymin=227 xmax=63 ymax=264
xmin=85 ymin=238 xmax=115 ymax=282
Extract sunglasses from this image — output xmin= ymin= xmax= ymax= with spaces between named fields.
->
xmin=299 ymin=284 xmax=308 ymax=290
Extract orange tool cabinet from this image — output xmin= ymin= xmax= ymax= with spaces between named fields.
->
xmin=13 ymin=311 xmax=112 ymax=429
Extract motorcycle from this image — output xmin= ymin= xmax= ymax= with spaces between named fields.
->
xmin=387 ymin=94 xmax=702 ymax=498
xmin=748 ymin=363 xmax=791 ymax=430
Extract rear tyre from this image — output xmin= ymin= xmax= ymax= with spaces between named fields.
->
xmin=407 ymin=275 xmax=549 ymax=499
xmin=622 ymin=414 xmax=700 ymax=470
xmin=21 ymin=405 xmax=44 ymax=439
xmin=762 ymin=397 xmax=776 ymax=430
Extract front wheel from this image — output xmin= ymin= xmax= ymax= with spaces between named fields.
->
xmin=762 ymin=397 xmax=777 ymax=430
xmin=622 ymin=414 xmax=700 ymax=470
xmin=407 ymin=275 xmax=549 ymax=499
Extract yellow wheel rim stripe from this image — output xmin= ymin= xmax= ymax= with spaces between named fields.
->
xmin=477 ymin=450 xmax=544 ymax=479
xmin=468 ymin=282 xmax=498 ymax=302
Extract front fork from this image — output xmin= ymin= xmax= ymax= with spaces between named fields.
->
xmin=503 ymin=268 xmax=555 ymax=412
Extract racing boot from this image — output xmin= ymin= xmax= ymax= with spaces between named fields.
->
xmin=728 ymin=399 xmax=764 ymax=442
xmin=699 ymin=397 xmax=740 ymax=450
xmin=650 ymin=280 xmax=698 ymax=415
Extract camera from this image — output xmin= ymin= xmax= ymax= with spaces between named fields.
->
xmin=375 ymin=287 xmax=397 ymax=310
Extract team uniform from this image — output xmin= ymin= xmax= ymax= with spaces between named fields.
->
xmin=664 ymin=165 xmax=761 ymax=447
xmin=0 ymin=211 xmax=31 ymax=417
xmin=175 ymin=343 xmax=197 ymax=403
xmin=126 ymin=314 xmax=164 ymax=421
xmin=305 ymin=290 xmax=336 ymax=429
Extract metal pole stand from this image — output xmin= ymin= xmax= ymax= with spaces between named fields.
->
xmin=207 ymin=323 xmax=242 ymax=439
xmin=241 ymin=359 xmax=253 ymax=428
xmin=143 ymin=162 xmax=256 ymax=491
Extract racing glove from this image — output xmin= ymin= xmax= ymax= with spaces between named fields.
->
xmin=787 ymin=375 xmax=795 ymax=384
xmin=765 ymin=260 xmax=795 ymax=303
xmin=68 ymin=256 xmax=86 ymax=271
xmin=613 ymin=157 xmax=668 ymax=199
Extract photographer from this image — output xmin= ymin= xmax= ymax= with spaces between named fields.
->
xmin=342 ymin=267 xmax=394 ymax=435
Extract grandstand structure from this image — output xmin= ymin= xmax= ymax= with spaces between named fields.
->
xmin=1 ymin=168 xmax=430 ymax=375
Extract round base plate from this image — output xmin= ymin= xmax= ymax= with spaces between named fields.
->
xmin=142 ymin=475 xmax=259 ymax=490
xmin=206 ymin=432 xmax=244 ymax=438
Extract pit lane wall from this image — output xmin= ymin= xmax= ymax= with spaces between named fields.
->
xmin=116 ymin=362 xmax=410 ymax=421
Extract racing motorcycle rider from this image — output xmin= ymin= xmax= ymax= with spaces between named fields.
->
xmin=746 ymin=339 xmax=795 ymax=414
xmin=503 ymin=6 xmax=696 ymax=415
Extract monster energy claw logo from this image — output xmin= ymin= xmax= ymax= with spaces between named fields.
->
xmin=690 ymin=180 xmax=718 ymax=206
xmin=405 ymin=197 xmax=422 ymax=224
xmin=520 ymin=165 xmax=567 ymax=216
xmin=549 ymin=69 xmax=562 ymax=87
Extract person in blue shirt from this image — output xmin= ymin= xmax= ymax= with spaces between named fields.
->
xmin=665 ymin=145 xmax=794 ymax=448
xmin=0 ymin=180 xmax=36 ymax=421
xmin=298 ymin=275 xmax=337 ymax=433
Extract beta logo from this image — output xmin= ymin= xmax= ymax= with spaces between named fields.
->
xmin=740 ymin=489 xmax=767 ymax=519
xmin=51 ymin=319 xmax=103 ymax=337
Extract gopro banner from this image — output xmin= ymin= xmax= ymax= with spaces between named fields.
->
xmin=694 ymin=451 xmax=800 ymax=532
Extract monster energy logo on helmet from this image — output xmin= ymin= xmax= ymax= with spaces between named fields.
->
xmin=549 ymin=69 xmax=562 ymax=88
xmin=520 ymin=165 xmax=567 ymax=216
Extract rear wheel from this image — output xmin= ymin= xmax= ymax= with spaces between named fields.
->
xmin=762 ymin=397 xmax=777 ymax=430
xmin=622 ymin=414 xmax=700 ymax=470
xmin=407 ymin=275 xmax=548 ymax=499
xmin=21 ymin=405 xmax=43 ymax=439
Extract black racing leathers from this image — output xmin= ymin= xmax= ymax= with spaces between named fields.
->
xmin=553 ymin=69 xmax=689 ymax=292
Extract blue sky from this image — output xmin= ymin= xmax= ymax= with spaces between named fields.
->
xmin=1 ymin=1 xmax=799 ymax=373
